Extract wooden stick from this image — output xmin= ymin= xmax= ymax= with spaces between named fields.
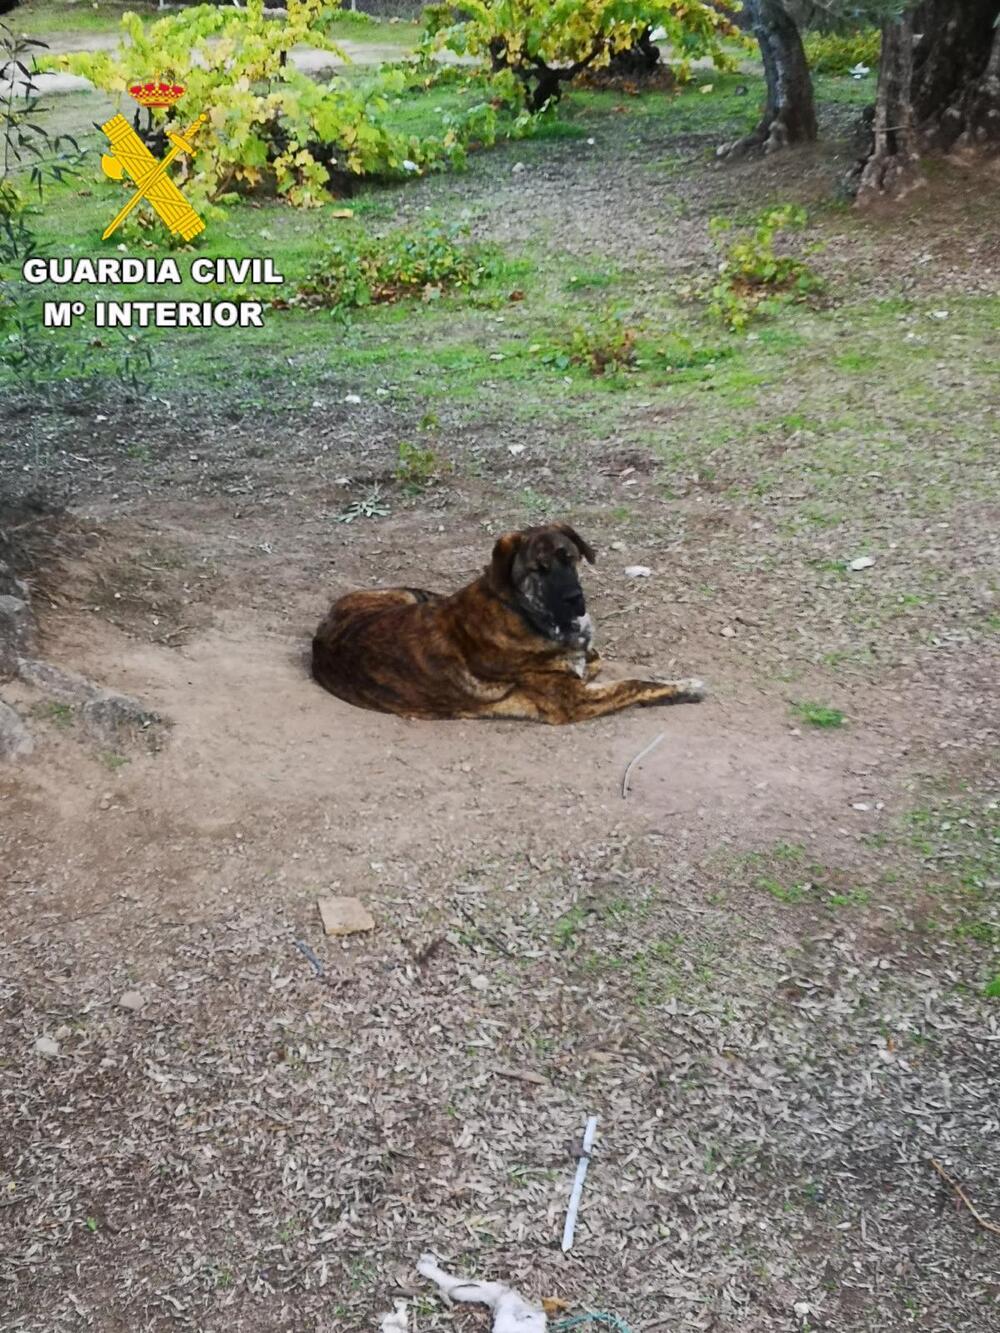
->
xmin=930 ymin=1158 xmax=1000 ymax=1237
xmin=621 ymin=732 xmax=664 ymax=799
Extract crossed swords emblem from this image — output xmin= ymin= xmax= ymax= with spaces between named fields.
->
xmin=100 ymin=112 xmax=208 ymax=242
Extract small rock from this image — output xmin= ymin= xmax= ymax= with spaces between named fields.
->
xmin=624 ymin=565 xmax=652 ymax=578
xmin=852 ymin=802 xmax=871 ymax=812
xmin=119 ymin=991 xmax=145 ymax=1012
xmin=512 ymin=161 xmax=525 ymax=173
xmin=343 ymin=393 xmax=362 ymax=404
xmin=720 ymin=625 xmax=737 ymax=638
xmin=470 ymin=975 xmax=489 ymax=992
xmin=34 ymin=1036 xmax=59 ymax=1058
xmin=507 ymin=443 xmax=525 ymax=456
xmin=609 ymin=540 xmax=625 ymax=552
xmin=849 ymin=556 xmax=875 ymax=571
xmin=317 ymin=896 xmax=375 ymax=938
xmin=54 ymin=1025 xmax=71 ymax=1041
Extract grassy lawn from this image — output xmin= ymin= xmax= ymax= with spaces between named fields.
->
xmin=12 ymin=0 xmax=423 ymax=45
xmin=11 ymin=0 xmax=141 ymax=38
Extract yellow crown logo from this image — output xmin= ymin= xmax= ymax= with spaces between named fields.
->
xmin=129 ymin=80 xmax=186 ymax=110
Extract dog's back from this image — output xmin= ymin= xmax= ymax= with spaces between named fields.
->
xmin=311 ymin=587 xmax=445 ymax=715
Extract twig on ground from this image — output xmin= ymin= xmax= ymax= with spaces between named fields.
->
xmin=456 ymin=904 xmax=513 ymax=957
xmin=621 ymin=732 xmax=664 ymax=799
xmin=293 ymin=938 xmax=324 ymax=976
xmin=930 ymin=1158 xmax=1000 ymax=1237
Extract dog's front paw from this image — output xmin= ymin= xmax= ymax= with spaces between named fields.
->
xmin=646 ymin=675 xmax=707 ymax=701
xmin=677 ymin=677 xmax=707 ymax=701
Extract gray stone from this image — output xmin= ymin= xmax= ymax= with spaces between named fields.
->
xmin=0 ymin=699 xmax=34 ymax=760
xmin=81 ymin=693 xmax=159 ymax=743
xmin=16 ymin=658 xmax=159 ymax=743
xmin=0 ymin=594 xmax=33 ymax=678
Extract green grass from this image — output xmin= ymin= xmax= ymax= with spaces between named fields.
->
xmin=12 ymin=0 xmax=142 ymax=38
xmin=721 ymin=842 xmax=880 ymax=914
xmin=34 ymin=701 xmax=75 ymax=728
xmin=900 ymin=798 xmax=1000 ymax=990
xmin=791 ymin=701 xmax=847 ymax=729
xmin=570 ymin=68 xmax=764 ymax=138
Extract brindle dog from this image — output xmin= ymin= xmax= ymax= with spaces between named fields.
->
xmin=311 ymin=523 xmax=705 ymax=724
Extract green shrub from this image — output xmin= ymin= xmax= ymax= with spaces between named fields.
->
xmin=299 ymin=220 xmax=496 ymax=313
xmin=803 ymin=28 xmax=880 ymax=76
xmin=395 ymin=440 xmax=445 ymax=493
xmin=567 ymin=312 xmax=637 ymax=375
xmin=423 ymin=0 xmax=739 ymax=111
xmin=45 ymin=2 xmax=530 ymax=212
xmin=538 ymin=311 xmax=636 ymax=376
xmin=706 ymin=205 xmax=823 ymax=332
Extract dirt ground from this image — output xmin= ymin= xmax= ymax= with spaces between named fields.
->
xmin=2 ymin=42 xmax=1000 ymax=1333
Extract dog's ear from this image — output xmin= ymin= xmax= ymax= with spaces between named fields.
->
xmin=487 ymin=531 xmax=522 ymax=590
xmin=554 ymin=523 xmax=596 ymax=565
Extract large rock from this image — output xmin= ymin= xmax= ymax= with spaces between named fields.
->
xmin=0 ymin=593 xmax=34 ymax=678
xmin=0 ymin=698 xmax=34 ymax=760
xmin=16 ymin=658 xmax=159 ymax=744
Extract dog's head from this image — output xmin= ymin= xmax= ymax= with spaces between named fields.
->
xmin=486 ymin=522 xmax=596 ymax=646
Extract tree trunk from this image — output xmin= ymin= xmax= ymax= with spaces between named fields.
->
xmin=854 ymin=12 xmax=922 ymax=205
xmin=604 ymin=26 xmax=661 ymax=80
xmin=719 ymin=0 xmax=817 ymax=158
xmin=854 ymin=0 xmax=1000 ymax=204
